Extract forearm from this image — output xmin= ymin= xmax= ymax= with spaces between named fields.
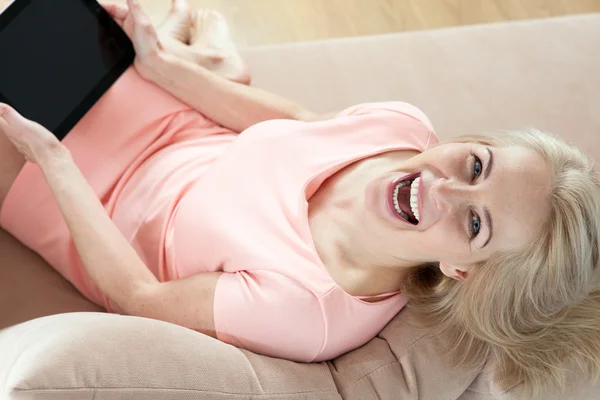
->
xmin=147 ymin=53 xmax=318 ymax=132
xmin=38 ymin=148 xmax=158 ymax=312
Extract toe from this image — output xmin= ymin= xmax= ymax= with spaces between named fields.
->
xmin=194 ymin=48 xmax=226 ymax=64
xmin=171 ymin=0 xmax=190 ymax=13
xmin=191 ymin=9 xmax=232 ymax=50
xmin=158 ymin=0 xmax=194 ymax=43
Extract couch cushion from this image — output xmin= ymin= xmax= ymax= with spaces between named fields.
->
xmin=329 ymin=309 xmax=480 ymax=399
xmin=0 ymin=313 xmax=340 ymax=400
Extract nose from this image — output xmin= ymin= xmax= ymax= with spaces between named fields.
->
xmin=431 ymin=178 xmax=475 ymax=212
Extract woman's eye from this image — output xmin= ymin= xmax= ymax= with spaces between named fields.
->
xmin=472 ymin=155 xmax=483 ymax=181
xmin=470 ymin=211 xmax=481 ymax=239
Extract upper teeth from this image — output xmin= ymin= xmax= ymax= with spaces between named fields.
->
xmin=410 ymin=177 xmax=420 ymax=222
xmin=392 ymin=176 xmax=421 ymax=223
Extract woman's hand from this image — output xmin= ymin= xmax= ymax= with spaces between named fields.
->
xmin=103 ymin=0 xmax=166 ymax=80
xmin=103 ymin=1 xmax=252 ymax=84
xmin=0 ymin=104 xmax=66 ymax=165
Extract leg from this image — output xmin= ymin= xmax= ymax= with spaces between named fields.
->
xmin=0 ymin=132 xmax=25 ymax=214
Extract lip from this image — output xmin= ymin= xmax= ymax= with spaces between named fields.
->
xmin=387 ymin=172 xmax=421 ymax=225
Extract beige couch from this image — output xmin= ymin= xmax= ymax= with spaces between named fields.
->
xmin=1 ymin=13 xmax=599 ymax=400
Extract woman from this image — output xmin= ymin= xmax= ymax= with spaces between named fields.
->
xmin=1 ymin=0 xmax=599 ymax=395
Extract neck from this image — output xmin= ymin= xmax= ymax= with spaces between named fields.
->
xmin=341 ymin=240 xmax=423 ymax=295
xmin=314 ymin=227 xmax=421 ymax=297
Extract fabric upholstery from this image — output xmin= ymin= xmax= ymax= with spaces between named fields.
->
xmin=1 ymin=13 xmax=599 ymax=400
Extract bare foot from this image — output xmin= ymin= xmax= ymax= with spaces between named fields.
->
xmin=158 ymin=0 xmax=194 ymax=44
xmin=157 ymin=2 xmax=250 ymax=85
xmin=157 ymin=0 xmax=196 ymax=62
xmin=190 ymin=10 xmax=251 ymax=85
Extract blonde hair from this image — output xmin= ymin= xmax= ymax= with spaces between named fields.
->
xmin=403 ymin=129 xmax=600 ymax=397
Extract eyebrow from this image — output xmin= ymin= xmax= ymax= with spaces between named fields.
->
xmin=482 ymin=207 xmax=493 ymax=249
xmin=484 ymin=147 xmax=494 ymax=179
xmin=482 ymin=147 xmax=494 ymax=248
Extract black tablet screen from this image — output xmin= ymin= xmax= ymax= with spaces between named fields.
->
xmin=0 ymin=0 xmax=132 ymax=138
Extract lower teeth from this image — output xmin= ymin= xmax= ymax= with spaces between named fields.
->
xmin=397 ymin=209 xmax=409 ymax=220
xmin=393 ymin=181 xmax=412 ymax=222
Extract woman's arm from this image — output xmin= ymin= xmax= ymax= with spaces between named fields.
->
xmin=0 ymin=104 xmax=220 ymax=335
xmin=37 ymin=148 xmax=158 ymax=308
xmin=0 ymin=103 xmax=221 ymax=336
xmin=111 ymin=0 xmax=330 ymax=132
xmin=37 ymin=147 xmax=221 ymax=335
xmin=146 ymin=52 xmax=328 ymax=132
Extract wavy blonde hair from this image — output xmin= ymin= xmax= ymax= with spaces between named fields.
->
xmin=403 ymin=129 xmax=600 ymax=397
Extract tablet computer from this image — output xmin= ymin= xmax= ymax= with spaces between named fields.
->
xmin=0 ymin=0 xmax=135 ymax=140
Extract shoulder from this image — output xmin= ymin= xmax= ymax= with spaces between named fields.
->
xmin=335 ymin=101 xmax=439 ymax=150
xmin=213 ymin=270 xmax=326 ymax=362
xmin=214 ymin=270 xmax=407 ymax=362
xmin=313 ymin=288 xmax=408 ymax=361
xmin=338 ymin=101 xmax=435 ymax=130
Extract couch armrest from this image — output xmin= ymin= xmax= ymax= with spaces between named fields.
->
xmin=0 ymin=313 xmax=340 ymax=400
xmin=0 ymin=229 xmax=103 ymax=331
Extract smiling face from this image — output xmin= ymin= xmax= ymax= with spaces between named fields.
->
xmin=361 ymin=142 xmax=552 ymax=280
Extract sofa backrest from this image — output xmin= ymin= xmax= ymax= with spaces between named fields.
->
xmin=242 ymin=13 xmax=600 ymax=400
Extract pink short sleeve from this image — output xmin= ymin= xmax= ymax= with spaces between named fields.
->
xmin=338 ymin=101 xmax=436 ymax=135
xmin=213 ymin=270 xmax=325 ymax=362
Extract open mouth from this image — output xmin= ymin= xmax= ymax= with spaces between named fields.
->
xmin=391 ymin=173 xmax=421 ymax=225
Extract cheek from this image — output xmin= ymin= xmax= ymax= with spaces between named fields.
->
xmin=419 ymin=146 xmax=468 ymax=177
xmin=421 ymin=220 xmax=468 ymax=257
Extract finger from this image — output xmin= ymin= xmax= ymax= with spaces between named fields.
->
xmin=0 ymin=104 xmax=25 ymax=144
xmin=171 ymin=0 xmax=190 ymax=12
xmin=0 ymin=103 xmax=44 ymax=132
xmin=127 ymin=0 xmax=158 ymax=39
xmin=0 ymin=103 xmax=37 ymax=136
xmin=127 ymin=0 xmax=150 ymax=25
xmin=101 ymin=2 xmax=129 ymax=23
xmin=0 ymin=103 xmax=22 ymax=127
xmin=0 ymin=104 xmax=10 ymax=133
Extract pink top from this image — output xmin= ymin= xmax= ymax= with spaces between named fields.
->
xmin=1 ymin=70 xmax=437 ymax=362
xmin=111 ymin=101 xmax=438 ymax=362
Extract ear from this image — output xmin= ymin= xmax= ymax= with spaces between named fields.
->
xmin=439 ymin=261 xmax=470 ymax=281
